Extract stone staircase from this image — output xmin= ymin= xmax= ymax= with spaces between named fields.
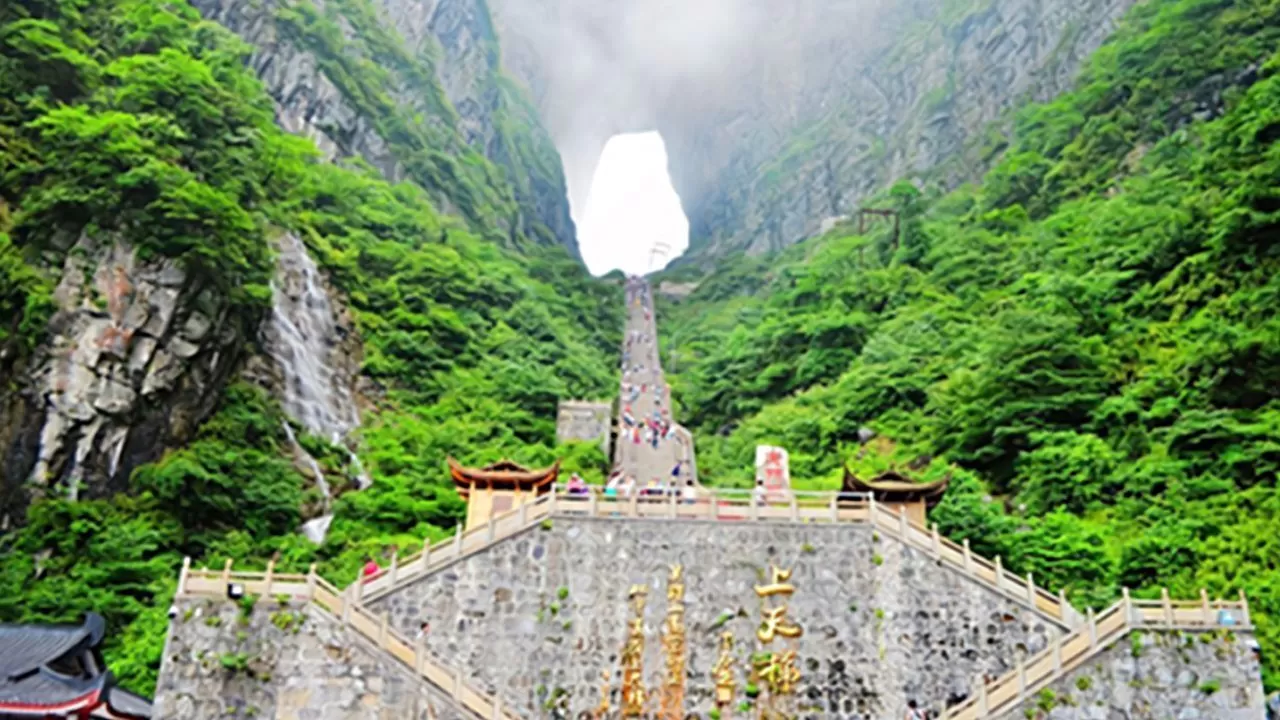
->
xmin=941 ymin=589 xmax=1252 ymax=719
xmin=178 ymin=560 xmax=519 ymax=720
xmin=351 ymin=485 xmax=1081 ymax=629
xmin=177 ymin=492 xmax=1252 ymax=719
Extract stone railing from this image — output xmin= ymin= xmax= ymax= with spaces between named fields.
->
xmin=942 ymin=589 xmax=1252 ymax=719
xmin=354 ymin=485 xmax=1079 ymax=628
xmin=178 ymin=559 xmax=519 ymax=720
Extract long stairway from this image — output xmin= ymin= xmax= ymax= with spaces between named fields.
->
xmin=614 ymin=278 xmax=691 ymax=488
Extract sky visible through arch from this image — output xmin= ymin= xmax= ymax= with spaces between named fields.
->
xmin=576 ymin=132 xmax=689 ymax=277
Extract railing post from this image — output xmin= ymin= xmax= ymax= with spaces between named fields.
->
xmin=669 ymin=490 xmax=677 ymax=519
xmin=263 ymin=558 xmax=276 ymax=597
xmin=178 ymin=556 xmax=191 ymax=597
xmin=1057 ymin=589 xmax=1069 ymax=621
xmin=454 ymin=523 xmax=463 ymax=558
xmin=1087 ymin=607 xmax=1097 ymax=648
xmin=548 ymin=487 xmax=558 ymax=515
xmin=789 ymin=494 xmax=799 ymax=522
xmin=342 ymin=586 xmax=353 ymax=624
xmin=222 ymin=558 xmax=233 ymax=586
xmin=518 ymin=499 xmax=528 ymax=526
xmin=750 ymin=493 xmax=759 ymax=521
xmin=378 ymin=611 xmax=389 ymax=645
xmin=1201 ymin=588 xmax=1212 ymax=624
xmin=709 ymin=493 xmax=718 ymax=520
xmin=1161 ymin=587 xmax=1174 ymax=626
xmin=1025 ymin=573 xmax=1036 ymax=606
xmin=830 ymin=494 xmax=839 ymax=522
xmin=486 ymin=513 xmax=496 ymax=543
xmin=1121 ymin=586 xmax=1133 ymax=625
xmin=898 ymin=507 xmax=909 ymax=538
xmin=867 ymin=493 xmax=877 ymax=522
xmin=994 ymin=555 xmax=1004 ymax=590
xmin=962 ymin=538 xmax=972 ymax=573
xmin=422 ymin=538 xmax=432 ymax=574
xmin=976 ymin=675 xmax=988 ymax=714
xmin=1051 ymin=640 xmax=1062 ymax=672
xmin=389 ymin=552 xmax=399 ymax=585
xmin=1240 ymin=589 xmax=1251 ymax=626
xmin=590 ymin=488 xmax=600 ymax=517
xmin=306 ymin=563 xmax=318 ymax=600
xmin=453 ymin=668 xmax=463 ymax=699
xmin=492 ymin=696 xmax=502 ymax=720
xmin=1016 ymin=659 xmax=1027 ymax=699
xmin=353 ymin=571 xmax=364 ymax=604
xmin=630 ymin=491 xmax=639 ymax=517
xmin=931 ymin=524 xmax=941 ymax=556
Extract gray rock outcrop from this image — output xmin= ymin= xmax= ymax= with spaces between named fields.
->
xmin=1 ymin=236 xmax=243 ymax=527
xmin=191 ymin=0 xmax=576 ymax=254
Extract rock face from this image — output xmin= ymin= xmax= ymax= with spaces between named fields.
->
xmin=154 ymin=597 xmax=468 ymax=720
xmin=1001 ymin=629 xmax=1265 ymax=720
xmin=0 ymin=237 xmax=243 ymax=527
xmin=368 ymin=517 xmax=1068 ymax=718
xmin=190 ymin=0 xmax=576 ymax=254
xmin=483 ymin=0 xmax=1139 ymax=261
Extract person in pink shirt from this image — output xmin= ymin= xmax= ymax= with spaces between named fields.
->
xmin=362 ymin=556 xmax=379 ymax=582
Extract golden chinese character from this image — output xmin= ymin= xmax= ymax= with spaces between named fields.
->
xmin=753 ymin=650 xmax=801 ymax=697
xmin=712 ymin=632 xmax=738 ymax=709
xmin=754 ymin=566 xmax=795 ymax=597
xmin=667 ymin=564 xmax=685 ymax=601
xmin=757 ymin=604 xmax=803 ymax=643
xmin=628 ymin=584 xmax=648 ymax=614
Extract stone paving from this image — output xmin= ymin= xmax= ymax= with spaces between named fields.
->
xmin=614 ymin=278 xmax=689 ymax=492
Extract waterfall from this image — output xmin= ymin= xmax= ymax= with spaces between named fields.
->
xmin=266 ymin=233 xmax=366 ymax=544
xmin=269 ymin=233 xmax=361 ymax=438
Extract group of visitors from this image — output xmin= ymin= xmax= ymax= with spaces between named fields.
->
xmin=598 ymin=467 xmax=698 ymax=501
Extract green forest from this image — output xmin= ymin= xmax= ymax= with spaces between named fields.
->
xmin=0 ymin=0 xmax=618 ymax=694
xmin=658 ymin=0 xmax=1280 ymax=690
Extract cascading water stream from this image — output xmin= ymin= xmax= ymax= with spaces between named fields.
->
xmin=266 ymin=233 xmax=367 ymax=543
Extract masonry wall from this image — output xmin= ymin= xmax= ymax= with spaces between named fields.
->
xmin=1000 ymin=629 xmax=1265 ymax=720
xmin=154 ymin=597 xmax=468 ymax=720
xmin=368 ymin=517 xmax=1069 ymax=718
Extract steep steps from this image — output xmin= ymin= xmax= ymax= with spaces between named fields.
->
xmin=178 ymin=560 xmax=519 ymax=720
xmin=941 ymin=590 xmax=1252 ymax=719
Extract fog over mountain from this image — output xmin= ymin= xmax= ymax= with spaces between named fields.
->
xmin=488 ymin=0 xmax=1134 ymax=259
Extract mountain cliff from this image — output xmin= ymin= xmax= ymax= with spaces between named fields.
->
xmin=483 ymin=0 xmax=1138 ymax=260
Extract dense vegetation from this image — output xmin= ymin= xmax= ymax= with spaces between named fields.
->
xmin=0 ymin=0 xmax=617 ymax=694
xmin=659 ymin=0 xmax=1280 ymax=689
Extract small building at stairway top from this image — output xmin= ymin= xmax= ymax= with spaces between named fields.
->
xmin=448 ymin=457 xmax=560 ymax=531
xmin=0 ymin=612 xmax=153 ymax=719
xmin=841 ymin=466 xmax=949 ymax=525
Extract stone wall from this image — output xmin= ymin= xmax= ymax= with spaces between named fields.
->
xmin=1000 ymin=629 xmax=1265 ymax=720
xmin=368 ymin=517 xmax=1067 ymax=718
xmin=154 ymin=597 xmax=468 ymax=720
